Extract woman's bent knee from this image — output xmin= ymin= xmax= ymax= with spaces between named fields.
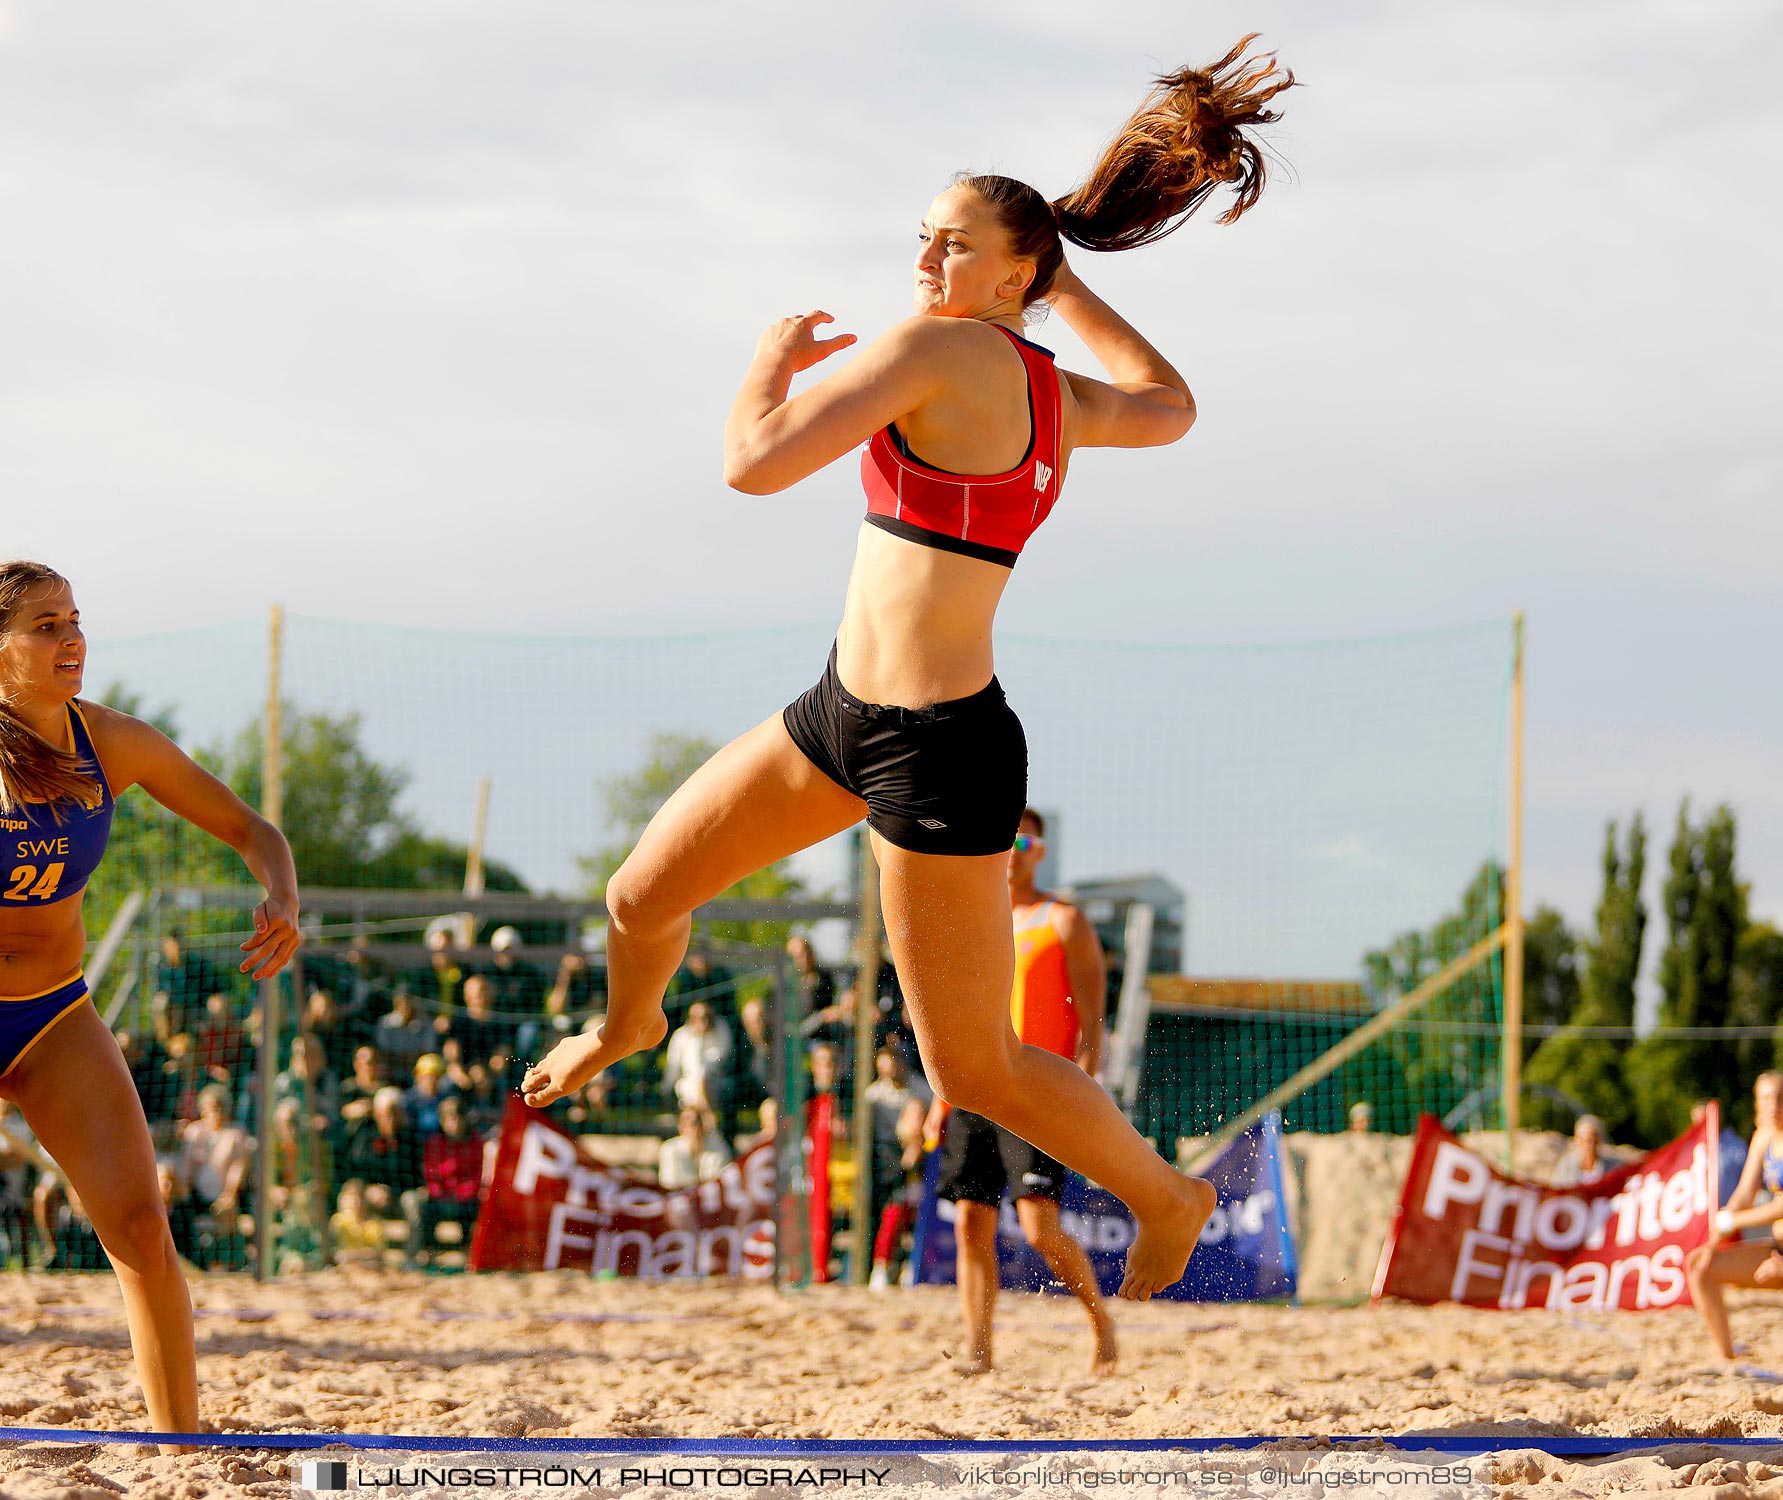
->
xmin=98 ymin=1200 xmax=177 ymax=1277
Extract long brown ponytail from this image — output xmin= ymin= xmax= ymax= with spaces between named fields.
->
xmin=0 ymin=560 xmax=101 ymax=818
xmin=960 ymin=35 xmax=1295 ymax=304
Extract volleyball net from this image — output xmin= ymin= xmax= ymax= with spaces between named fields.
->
xmin=16 ymin=613 xmax=1516 ymax=1280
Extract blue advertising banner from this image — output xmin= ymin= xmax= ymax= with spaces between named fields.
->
xmin=913 ymin=1111 xmax=1297 ymax=1302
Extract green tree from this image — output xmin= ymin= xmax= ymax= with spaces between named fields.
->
xmin=199 ymin=704 xmax=524 ymax=893
xmin=1362 ymin=861 xmax=1504 ymax=1128
xmin=1521 ymin=904 xmax=1583 ymax=1049
xmin=81 ymin=685 xmax=238 ymax=943
xmin=1624 ymin=802 xmax=1742 ymax=1144
xmin=579 ymin=731 xmax=807 ymax=949
xmin=1732 ymin=920 xmax=1783 ymax=1134
xmin=1524 ymin=815 xmax=1646 ymax=1135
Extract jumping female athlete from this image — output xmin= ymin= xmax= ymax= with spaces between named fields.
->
xmin=0 ymin=560 xmax=300 ymax=1437
xmin=524 ymin=39 xmax=1293 ymax=1299
xmin=1688 ymin=1072 xmax=1783 ymax=1364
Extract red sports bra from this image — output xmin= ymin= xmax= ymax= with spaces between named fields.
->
xmin=860 ymin=325 xmax=1062 ymax=568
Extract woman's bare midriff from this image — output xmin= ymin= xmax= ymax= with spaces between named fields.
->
xmin=835 ymin=523 xmax=1013 ymax=707
xmin=0 ymin=898 xmax=87 ymax=998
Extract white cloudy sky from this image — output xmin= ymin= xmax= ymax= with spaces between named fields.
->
xmin=4 ymin=0 xmax=1781 ymax=979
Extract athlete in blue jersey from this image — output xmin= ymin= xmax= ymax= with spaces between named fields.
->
xmin=1687 ymin=1070 xmax=1783 ymax=1365
xmin=0 ymin=560 xmax=300 ymax=1441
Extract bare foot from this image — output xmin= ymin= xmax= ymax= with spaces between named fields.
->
xmin=1090 ymin=1308 xmax=1119 ymax=1375
xmin=1756 ymin=1253 xmax=1783 ymax=1289
xmin=1118 ymin=1174 xmax=1216 ymax=1301
xmin=952 ymin=1353 xmax=993 ymax=1377
xmin=521 ymin=1013 xmax=667 ymax=1106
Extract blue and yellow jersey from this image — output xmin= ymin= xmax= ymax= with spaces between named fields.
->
xmin=1 ymin=702 xmax=115 ymax=907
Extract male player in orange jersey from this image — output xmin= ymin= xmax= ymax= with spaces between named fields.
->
xmin=926 ymin=807 xmax=1115 ymax=1375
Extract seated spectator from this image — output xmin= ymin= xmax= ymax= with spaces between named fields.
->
xmin=425 ymin=925 xmax=465 ymax=1011
xmin=0 ymin=1100 xmax=35 ymax=1266
xmin=405 ymin=1053 xmax=452 ymax=1138
xmin=1348 ymin=1101 xmax=1375 ymax=1134
xmin=330 ymin=1179 xmax=388 ymax=1266
xmin=299 ymin=988 xmax=348 ymax=1071
xmin=180 ymin=1084 xmax=252 ymax=1267
xmin=667 ymin=950 xmax=735 ymax=1031
xmin=160 ymin=1031 xmax=203 ymax=1125
xmin=735 ymin=1096 xmax=778 ymax=1155
xmin=1554 ymin=1114 xmax=1614 ymax=1187
xmin=194 ymin=992 xmax=250 ymax=1092
xmin=663 ymin=1000 xmax=733 ymax=1112
xmin=658 ymin=1106 xmax=732 ymax=1190
xmin=337 ymin=1044 xmax=388 ymax=1135
xmin=516 ymin=951 xmax=604 ymax=1068
xmin=273 ymin=1033 xmax=339 ymax=1137
xmin=375 ymin=989 xmax=434 ymax=1076
xmin=39 ymin=1180 xmax=109 ymax=1272
xmin=458 ymin=1060 xmax=507 ymax=1137
xmin=266 ymin=1097 xmax=330 ymax=1273
xmin=341 ymin=1087 xmax=425 ymax=1247
xmin=413 ymin=1095 xmax=485 ymax=1264
xmin=869 ymin=1094 xmax=929 ymax=1290
xmin=117 ymin=1028 xmax=178 ymax=1148
xmin=446 ymin=975 xmax=516 ymax=1081
xmin=155 ymin=930 xmax=226 ymax=1036
xmin=486 ymin=926 xmax=547 ymax=1014
xmin=157 ymin=1161 xmax=202 ymax=1264
xmin=728 ymin=995 xmax=774 ymax=1119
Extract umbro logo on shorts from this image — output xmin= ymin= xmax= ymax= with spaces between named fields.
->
xmin=918 ymin=818 xmax=948 ymax=830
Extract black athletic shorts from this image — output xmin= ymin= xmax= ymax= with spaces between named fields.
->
xmin=936 ymin=1107 xmax=1066 ymax=1207
xmin=782 ymin=644 xmax=1027 ymax=857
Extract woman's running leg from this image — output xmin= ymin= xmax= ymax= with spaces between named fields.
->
xmin=873 ymin=834 xmax=1214 ymax=1300
xmin=4 ymin=1002 xmax=197 ymax=1440
xmin=523 ymin=712 xmax=865 ymax=1105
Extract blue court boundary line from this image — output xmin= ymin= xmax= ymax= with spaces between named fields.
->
xmin=2 ymin=1428 xmax=1778 ymax=1457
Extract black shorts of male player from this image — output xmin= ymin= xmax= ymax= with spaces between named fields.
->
xmin=936 ymin=1107 xmax=1066 ymax=1206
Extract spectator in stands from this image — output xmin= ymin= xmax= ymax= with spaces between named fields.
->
xmin=330 ymin=1179 xmax=387 ymax=1267
xmin=870 ymin=1093 xmax=929 ymax=1290
xmin=1348 ymin=1101 xmax=1375 ymax=1134
xmin=669 ymin=950 xmax=734 ymax=1030
xmin=117 ymin=1028 xmax=178 ymax=1149
xmin=160 ymin=1031 xmax=202 ymax=1125
xmin=155 ymin=930 xmax=226 ymax=1035
xmin=736 ymin=1096 xmax=779 ymax=1154
xmin=274 ymin=1033 xmax=339 ymax=1138
xmin=425 ymin=926 xmax=464 ymax=1011
xmin=791 ymin=935 xmax=845 ymax=1048
xmin=180 ymin=1085 xmax=251 ymax=1236
xmin=40 ymin=1180 xmax=108 ymax=1271
xmin=266 ymin=1097 xmax=329 ymax=1273
xmin=486 ymin=926 xmax=547 ymax=1014
xmin=342 ymin=1086 xmax=425 ymax=1238
xmin=1553 ymin=1114 xmax=1611 ymax=1187
xmin=658 ymin=1105 xmax=732 ymax=1189
xmin=299 ymin=987 xmax=348 ymax=1072
xmin=458 ymin=1060 xmax=506 ymax=1137
xmin=338 ymin=1045 xmax=388 ymax=1132
xmin=413 ymin=1095 xmax=484 ymax=1265
xmin=448 ymin=974 xmax=516 ymax=1080
xmin=663 ymin=1000 xmax=733 ymax=1112
xmin=0 ymin=1100 xmax=34 ymax=1266
xmin=516 ymin=950 xmax=599 ymax=1068
xmin=375 ymin=988 xmax=433 ymax=1076
xmin=405 ymin=1053 xmax=451 ymax=1138
xmin=156 ymin=1162 xmax=201 ymax=1266
xmin=195 ymin=992 xmax=250 ymax=1094
xmin=728 ymin=994 xmax=774 ymax=1119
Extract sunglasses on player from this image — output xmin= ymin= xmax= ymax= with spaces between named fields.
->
xmin=1012 ymin=834 xmax=1040 ymax=853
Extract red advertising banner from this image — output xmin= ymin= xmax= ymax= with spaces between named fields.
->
xmin=468 ymin=1098 xmax=776 ymax=1279
xmin=1373 ymin=1106 xmax=1719 ymax=1312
